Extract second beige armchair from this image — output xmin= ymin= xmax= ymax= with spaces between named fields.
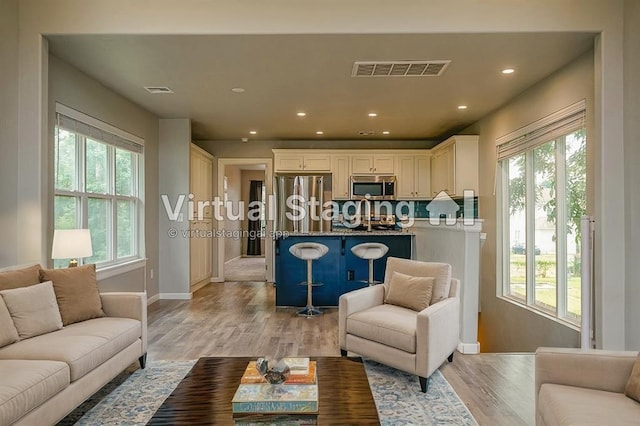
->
xmin=339 ymin=257 xmax=460 ymax=393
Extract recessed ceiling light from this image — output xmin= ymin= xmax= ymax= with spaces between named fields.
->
xmin=315 ymin=131 xmax=324 ymax=135
xmin=368 ymin=113 xmax=378 ymax=117
xmin=144 ymin=86 xmax=173 ymax=94
xmin=296 ymin=112 xmax=307 ymax=117
xmin=249 ymin=130 xmax=257 ymax=135
xmin=382 ymin=131 xmax=390 ymax=135
xmin=457 ymin=105 xmax=468 ymax=110
xmin=501 ymin=68 xmax=515 ymax=75
xmin=231 ymin=87 xmax=245 ymax=93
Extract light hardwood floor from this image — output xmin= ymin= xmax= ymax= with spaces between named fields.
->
xmin=147 ymin=281 xmax=535 ymax=425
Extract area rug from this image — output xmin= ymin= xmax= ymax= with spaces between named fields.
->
xmin=59 ymin=359 xmax=477 ymax=425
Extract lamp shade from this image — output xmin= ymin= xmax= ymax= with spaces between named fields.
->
xmin=52 ymin=229 xmax=93 ymax=259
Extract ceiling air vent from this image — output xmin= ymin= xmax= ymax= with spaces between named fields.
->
xmin=144 ymin=86 xmax=174 ymax=94
xmin=352 ymin=60 xmax=451 ymax=77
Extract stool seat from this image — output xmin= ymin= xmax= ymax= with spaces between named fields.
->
xmin=351 ymin=242 xmax=389 ymax=286
xmin=350 ymin=242 xmax=389 ymax=260
xmin=289 ymin=242 xmax=329 ymax=317
xmin=289 ymin=242 xmax=329 ymax=260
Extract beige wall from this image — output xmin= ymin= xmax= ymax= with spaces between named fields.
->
xmin=240 ymin=169 xmax=266 ymax=256
xmin=224 ymin=165 xmax=242 ymax=262
xmin=0 ymin=0 xmax=19 ymax=267
xmin=197 ymin=139 xmax=432 ymax=157
xmin=624 ymin=0 xmax=640 ymax=350
xmin=465 ymin=50 xmax=594 ymax=352
xmin=48 ymin=54 xmax=161 ymax=297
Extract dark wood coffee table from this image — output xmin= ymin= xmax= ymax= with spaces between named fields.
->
xmin=148 ymin=357 xmax=380 ymax=425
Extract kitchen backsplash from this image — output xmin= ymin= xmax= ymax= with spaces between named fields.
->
xmin=331 ymin=196 xmax=478 ymax=220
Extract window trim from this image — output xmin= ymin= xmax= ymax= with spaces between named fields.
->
xmin=496 ymin=101 xmax=586 ymax=327
xmin=53 ymin=103 xmax=145 ymax=272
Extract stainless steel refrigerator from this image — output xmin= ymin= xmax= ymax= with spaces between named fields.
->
xmin=275 ymin=175 xmax=331 ymax=233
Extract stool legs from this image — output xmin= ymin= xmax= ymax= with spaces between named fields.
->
xmin=297 ymin=259 xmax=322 ymax=317
xmin=368 ymin=259 xmax=375 ymax=286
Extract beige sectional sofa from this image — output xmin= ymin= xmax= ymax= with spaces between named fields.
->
xmin=536 ymin=347 xmax=640 ymax=425
xmin=0 ymin=264 xmax=147 ymax=426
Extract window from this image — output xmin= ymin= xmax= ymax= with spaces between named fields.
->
xmin=497 ymin=101 xmax=586 ymax=325
xmin=54 ymin=104 xmax=144 ymax=268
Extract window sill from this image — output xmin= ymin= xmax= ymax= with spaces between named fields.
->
xmin=96 ymin=258 xmax=146 ymax=281
xmin=498 ymin=295 xmax=581 ymax=332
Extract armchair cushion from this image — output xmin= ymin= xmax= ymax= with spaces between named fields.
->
xmin=346 ymin=304 xmax=417 ymax=353
xmin=384 ymin=272 xmax=434 ymax=312
xmin=625 ymin=354 xmax=640 ymax=402
xmin=383 ymin=258 xmax=451 ymax=305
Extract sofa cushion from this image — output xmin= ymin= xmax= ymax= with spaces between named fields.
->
xmin=385 ymin=271 xmax=434 ymax=312
xmin=538 ymin=383 xmax=640 ymax=425
xmin=347 ymin=304 xmax=417 ymax=353
xmin=40 ymin=264 xmax=105 ymax=326
xmin=0 ymin=297 xmax=19 ymax=348
xmin=0 ymin=264 xmax=41 ymax=291
xmin=0 ymin=317 xmax=141 ymax=381
xmin=0 ymin=359 xmax=70 ymax=426
xmin=625 ymin=353 xmax=640 ymax=402
xmin=0 ymin=281 xmax=63 ymax=339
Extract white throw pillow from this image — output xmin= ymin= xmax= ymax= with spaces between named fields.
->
xmin=0 ymin=296 xmax=19 ymax=347
xmin=0 ymin=281 xmax=63 ymax=339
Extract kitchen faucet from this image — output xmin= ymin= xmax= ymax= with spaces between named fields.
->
xmin=358 ymin=196 xmax=372 ymax=232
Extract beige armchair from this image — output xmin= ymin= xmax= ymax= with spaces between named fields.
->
xmin=339 ymin=257 xmax=460 ymax=392
xmin=536 ymin=347 xmax=640 ymax=425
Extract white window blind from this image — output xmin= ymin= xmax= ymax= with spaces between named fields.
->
xmin=55 ymin=104 xmax=143 ymax=154
xmin=496 ymin=100 xmax=586 ymax=161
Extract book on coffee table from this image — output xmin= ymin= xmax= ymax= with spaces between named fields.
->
xmin=232 ymin=384 xmax=318 ymax=414
xmin=241 ymin=361 xmax=317 ymax=385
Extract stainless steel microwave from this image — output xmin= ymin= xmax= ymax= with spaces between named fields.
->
xmin=350 ymin=175 xmax=396 ymax=200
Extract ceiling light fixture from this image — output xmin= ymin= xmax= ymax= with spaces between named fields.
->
xmin=144 ymin=86 xmax=173 ymax=94
xmin=501 ymin=68 xmax=515 ymax=75
xmin=249 ymin=131 xmax=257 ymax=135
xmin=231 ymin=87 xmax=245 ymax=93
xmin=296 ymin=112 xmax=307 ymax=117
xmin=316 ymin=131 xmax=324 ymax=135
xmin=382 ymin=131 xmax=390 ymax=135
xmin=368 ymin=113 xmax=378 ymax=117
xmin=457 ymin=105 xmax=468 ymax=110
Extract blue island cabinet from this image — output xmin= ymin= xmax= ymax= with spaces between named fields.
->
xmin=275 ymin=234 xmax=412 ymax=307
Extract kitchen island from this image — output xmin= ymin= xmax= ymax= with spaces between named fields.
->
xmin=274 ymin=231 xmax=413 ymax=307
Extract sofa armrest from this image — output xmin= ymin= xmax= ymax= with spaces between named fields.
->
xmin=535 ymin=347 xmax=638 ymax=398
xmin=338 ymin=285 xmax=385 ymax=350
xmin=100 ymin=292 xmax=147 ymax=353
xmin=416 ymin=297 xmax=460 ymax=377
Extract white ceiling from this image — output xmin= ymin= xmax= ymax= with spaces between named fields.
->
xmin=47 ymin=32 xmax=594 ymax=144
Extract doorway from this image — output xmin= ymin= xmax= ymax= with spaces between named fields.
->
xmin=216 ymin=158 xmax=273 ymax=283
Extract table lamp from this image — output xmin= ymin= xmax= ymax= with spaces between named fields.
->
xmin=52 ymin=229 xmax=93 ymax=267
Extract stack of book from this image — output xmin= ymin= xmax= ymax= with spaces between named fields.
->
xmin=232 ymin=358 xmax=318 ymax=415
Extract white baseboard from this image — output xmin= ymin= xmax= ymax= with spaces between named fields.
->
xmin=457 ymin=342 xmax=481 ymax=354
xmin=147 ymin=294 xmax=160 ymax=305
xmin=159 ymin=292 xmax=193 ymax=300
xmin=211 ymin=276 xmax=224 ymax=283
xmin=190 ymin=280 xmax=209 ymax=293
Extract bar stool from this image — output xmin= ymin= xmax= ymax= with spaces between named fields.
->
xmin=351 ymin=242 xmax=389 ymax=285
xmin=289 ymin=242 xmax=329 ymax=317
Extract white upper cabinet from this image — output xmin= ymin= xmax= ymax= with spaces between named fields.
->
xmin=274 ymin=151 xmax=331 ymax=172
xmin=331 ymin=155 xmax=350 ymax=199
xmin=395 ymin=154 xmax=431 ymax=199
xmin=430 ymin=135 xmax=478 ymax=196
xmin=350 ymin=154 xmax=395 ymax=174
